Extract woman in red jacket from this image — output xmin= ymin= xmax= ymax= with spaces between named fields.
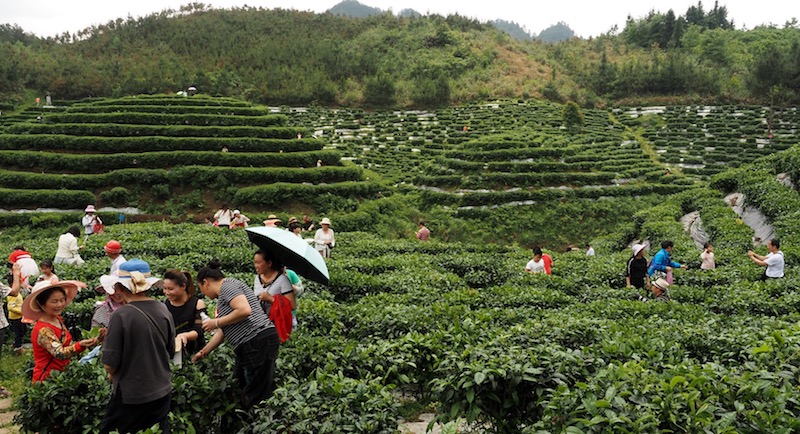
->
xmin=24 ymin=279 xmax=98 ymax=382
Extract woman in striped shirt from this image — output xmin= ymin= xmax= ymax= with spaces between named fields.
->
xmin=191 ymin=259 xmax=280 ymax=408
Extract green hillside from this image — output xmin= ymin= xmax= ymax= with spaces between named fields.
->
xmin=2 ymin=94 xmax=800 ymax=250
xmin=1 ymin=2 xmax=799 ymax=108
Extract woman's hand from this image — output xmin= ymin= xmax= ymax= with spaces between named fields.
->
xmin=201 ymin=318 xmax=219 ymax=332
xmin=177 ymin=332 xmax=192 ymax=346
xmin=258 ymin=291 xmax=274 ymax=303
xmin=191 ymin=350 xmax=206 ymax=363
xmin=97 ymin=327 xmax=108 ymax=343
xmin=80 ymin=338 xmax=98 ymax=348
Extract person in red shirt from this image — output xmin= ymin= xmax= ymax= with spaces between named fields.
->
xmin=24 ymin=279 xmax=98 ymax=382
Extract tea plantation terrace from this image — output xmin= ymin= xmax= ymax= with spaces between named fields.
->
xmin=0 ymin=95 xmax=379 ymax=212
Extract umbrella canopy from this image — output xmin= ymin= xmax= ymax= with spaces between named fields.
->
xmin=246 ymin=226 xmax=330 ymax=286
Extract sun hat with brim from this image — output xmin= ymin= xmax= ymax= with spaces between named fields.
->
xmin=99 ymin=259 xmax=161 ymax=295
xmin=652 ymin=278 xmax=670 ymax=290
xmin=320 ymin=217 xmax=332 ymax=226
xmin=22 ymin=280 xmax=84 ymax=321
xmin=264 ymin=214 xmax=282 ymax=225
xmin=632 ymin=243 xmax=647 ymax=256
xmin=85 ymin=205 xmax=96 ymax=213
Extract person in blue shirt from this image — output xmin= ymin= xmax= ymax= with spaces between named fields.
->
xmin=648 ymin=240 xmax=686 ymax=281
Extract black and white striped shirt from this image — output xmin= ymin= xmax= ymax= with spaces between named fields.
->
xmin=217 ymin=278 xmax=273 ymax=350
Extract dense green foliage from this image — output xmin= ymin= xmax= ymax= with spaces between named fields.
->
xmin=1 ymin=2 xmax=799 ymax=107
xmin=3 ymin=174 xmax=800 ymax=432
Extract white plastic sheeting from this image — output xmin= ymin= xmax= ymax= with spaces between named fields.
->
xmin=680 ymin=211 xmax=710 ymax=250
xmin=724 ymin=193 xmax=776 ymax=246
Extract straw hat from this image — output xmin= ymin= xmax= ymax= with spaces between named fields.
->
xmin=22 ymin=280 xmax=84 ymax=321
xmin=320 ymin=217 xmax=332 ymax=226
xmin=99 ymin=259 xmax=161 ymax=295
xmin=84 ymin=205 xmax=96 ymax=213
xmin=264 ymin=214 xmax=282 ymax=225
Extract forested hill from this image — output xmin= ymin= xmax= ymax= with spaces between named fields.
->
xmin=0 ymin=2 xmax=799 ymax=108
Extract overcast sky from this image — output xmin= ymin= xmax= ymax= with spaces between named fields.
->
xmin=2 ymin=0 xmax=798 ymax=38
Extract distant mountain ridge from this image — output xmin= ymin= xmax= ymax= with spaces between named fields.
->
xmin=328 ymin=0 xmax=574 ymax=41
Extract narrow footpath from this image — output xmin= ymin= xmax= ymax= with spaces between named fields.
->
xmin=0 ymin=398 xmax=20 ymax=434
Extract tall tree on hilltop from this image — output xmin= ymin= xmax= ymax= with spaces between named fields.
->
xmin=685 ymin=2 xmax=705 ymax=26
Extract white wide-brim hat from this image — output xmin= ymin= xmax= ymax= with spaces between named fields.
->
xmin=653 ymin=278 xmax=670 ymax=290
xmin=100 ymin=259 xmax=161 ymax=294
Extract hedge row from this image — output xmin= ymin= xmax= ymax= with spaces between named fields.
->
xmin=0 ymin=188 xmax=94 ymax=209
xmin=0 ymin=212 xmax=121 ymax=230
xmin=461 ymin=135 xmax=554 ymax=151
xmin=234 ymin=181 xmax=384 ymax=207
xmin=0 ymin=166 xmax=363 ymax=190
xmin=47 ymin=112 xmax=287 ymax=127
xmin=0 ymin=134 xmax=323 ymax=153
xmin=66 ymin=105 xmax=271 ymax=116
xmin=6 ymin=123 xmax=301 ymax=139
xmin=420 ymin=183 xmax=692 ymax=208
xmin=440 ymin=158 xmax=592 ymax=173
xmin=77 ymin=95 xmax=251 ymax=107
xmin=437 ymin=159 xmax=654 ymax=175
xmin=0 ymin=150 xmax=341 ymax=173
xmin=414 ymin=172 xmax=618 ymax=188
xmin=443 ymin=146 xmax=577 ymax=161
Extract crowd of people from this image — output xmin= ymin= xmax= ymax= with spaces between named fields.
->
xmin=622 ymin=238 xmax=783 ymax=301
xmin=1 ymin=221 xmax=309 ymax=431
xmin=0 ymin=200 xmax=786 ymax=422
xmin=523 ymin=237 xmax=785 ymax=302
xmin=211 ymin=205 xmax=337 ymax=260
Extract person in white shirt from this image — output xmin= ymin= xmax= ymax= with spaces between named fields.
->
xmin=525 ymin=250 xmax=546 ymax=274
xmin=585 ymin=244 xmax=595 ymax=256
xmin=104 ymin=240 xmax=126 ymax=276
xmin=0 ymin=262 xmax=21 ymax=396
xmin=748 ymin=238 xmax=784 ymax=280
xmin=230 ymin=210 xmax=250 ymax=229
xmin=213 ymin=204 xmax=234 ymax=228
xmin=82 ymin=205 xmax=102 ymax=240
xmin=54 ymin=227 xmax=85 ymax=266
xmin=314 ymin=218 xmax=335 ymax=258
xmin=700 ymin=243 xmax=716 ymax=270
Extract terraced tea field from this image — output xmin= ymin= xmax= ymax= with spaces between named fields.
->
xmin=280 ymin=101 xmax=702 ymax=211
xmin=2 ymin=95 xmax=800 ymax=432
xmin=617 ymin=105 xmax=798 ymax=176
xmin=0 ymin=95 xmax=375 ymax=213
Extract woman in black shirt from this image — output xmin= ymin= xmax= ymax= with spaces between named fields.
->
xmin=162 ymin=270 xmax=206 ymax=355
xmin=626 ymin=243 xmax=650 ymax=293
